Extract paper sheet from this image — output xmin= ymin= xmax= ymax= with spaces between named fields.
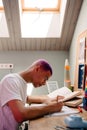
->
xmin=45 ymin=106 xmax=79 ymax=117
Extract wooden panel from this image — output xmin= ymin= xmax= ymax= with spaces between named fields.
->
xmin=44 ymin=39 xmax=50 ymax=50
xmin=60 ymin=0 xmax=77 ymax=50
xmin=9 ymin=0 xmax=21 ymax=37
xmin=15 ymin=38 xmax=21 ymax=50
xmin=40 ymin=39 xmax=46 ymax=50
xmin=55 ymin=38 xmax=61 ymax=50
xmin=2 ymin=0 xmax=14 ymax=38
xmin=20 ymin=38 xmax=26 ymax=50
xmin=10 ymin=37 xmax=17 ymax=50
xmin=34 ymin=39 xmax=40 ymax=50
xmin=0 ymin=39 xmax=3 ymax=51
xmin=25 ymin=38 xmax=31 ymax=50
xmin=0 ymin=39 xmax=9 ymax=51
xmin=64 ymin=0 xmax=83 ymax=50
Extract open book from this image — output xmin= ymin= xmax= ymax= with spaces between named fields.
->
xmin=48 ymin=86 xmax=82 ymax=107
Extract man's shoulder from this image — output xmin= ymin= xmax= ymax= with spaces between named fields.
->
xmin=1 ymin=73 xmax=18 ymax=82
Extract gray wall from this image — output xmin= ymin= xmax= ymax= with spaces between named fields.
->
xmin=69 ymin=0 xmax=87 ymax=85
xmin=0 ymin=51 xmax=68 ymax=95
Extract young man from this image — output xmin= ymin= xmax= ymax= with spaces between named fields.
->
xmin=0 ymin=59 xmax=63 ymax=130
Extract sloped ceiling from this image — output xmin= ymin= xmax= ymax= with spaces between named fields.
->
xmin=0 ymin=0 xmax=83 ymax=51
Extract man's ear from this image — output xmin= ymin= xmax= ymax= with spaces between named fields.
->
xmin=34 ymin=65 xmax=41 ymax=72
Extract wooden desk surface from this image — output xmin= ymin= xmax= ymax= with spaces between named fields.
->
xmin=29 ymin=108 xmax=87 ymax=130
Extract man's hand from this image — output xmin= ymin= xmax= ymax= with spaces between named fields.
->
xmin=43 ymin=95 xmax=64 ymax=105
xmin=47 ymin=101 xmax=63 ymax=113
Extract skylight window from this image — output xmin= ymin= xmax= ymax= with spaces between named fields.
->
xmin=21 ymin=0 xmax=61 ymax=12
xmin=20 ymin=0 xmax=67 ymax=38
xmin=0 ymin=0 xmax=3 ymax=11
xmin=0 ymin=0 xmax=9 ymax=37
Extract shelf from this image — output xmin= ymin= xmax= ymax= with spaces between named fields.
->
xmin=74 ymin=30 xmax=87 ymax=90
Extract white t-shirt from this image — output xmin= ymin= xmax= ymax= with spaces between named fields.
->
xmin=0 ymin=73 xmax=27 ymax=130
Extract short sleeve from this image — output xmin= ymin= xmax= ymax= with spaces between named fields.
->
xmin=0 ymin=77 xmax=22 ymax=106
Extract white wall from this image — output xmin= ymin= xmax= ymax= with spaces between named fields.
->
xmin=0 ymin=51 xmax=68 ymax=95
xmin=69 ymin=0 xmax=87 ymax=85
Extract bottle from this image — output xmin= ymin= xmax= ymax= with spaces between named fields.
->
xmin=64 ymin=59 xmax=71 ymax=89
xmin=83 ymin=77 xmax=87 ymax=110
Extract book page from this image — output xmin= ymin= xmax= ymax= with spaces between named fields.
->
xmin=48 ymin=86 xmax=81 ymax=102
xmin=48 ymin=87 xmax=72 ymax=98
xmin=63 ymin=91 xmax=81 ymax=102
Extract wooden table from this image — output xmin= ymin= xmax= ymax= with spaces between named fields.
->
xmin=28 ymin=108 xmax=87 ymax=130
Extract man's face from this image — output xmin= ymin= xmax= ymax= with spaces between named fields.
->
xmin=32 ymin=67 xmax=51 ymax=87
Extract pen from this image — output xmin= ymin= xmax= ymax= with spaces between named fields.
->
xmin=78 ymin=106 xmax=83 ymax=113
xmin=54 ymin=125 xmax=65 ymax=130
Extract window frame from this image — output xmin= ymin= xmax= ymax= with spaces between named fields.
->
xmin=21 ymin=0 xmax=61 ymax=12
xmin=0 ymin=0 xmax=3 ymax=11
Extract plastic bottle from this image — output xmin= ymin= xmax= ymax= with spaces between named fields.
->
xmin=64 ymin=59 xmax=71 ymax=89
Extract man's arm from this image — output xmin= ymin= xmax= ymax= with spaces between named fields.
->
xmin=26 ymin=95 xmax=49 ymax=104
xmin=26 ymin=95 xmax=64 ymax=104
xmin=8 ymin=99 xmax=63 ymax=123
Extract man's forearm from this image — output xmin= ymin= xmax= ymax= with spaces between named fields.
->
xmin=26 ymin=95 xmax=49 ymax=104
xmin=22 ymin=102 xmax=63 ymax=121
